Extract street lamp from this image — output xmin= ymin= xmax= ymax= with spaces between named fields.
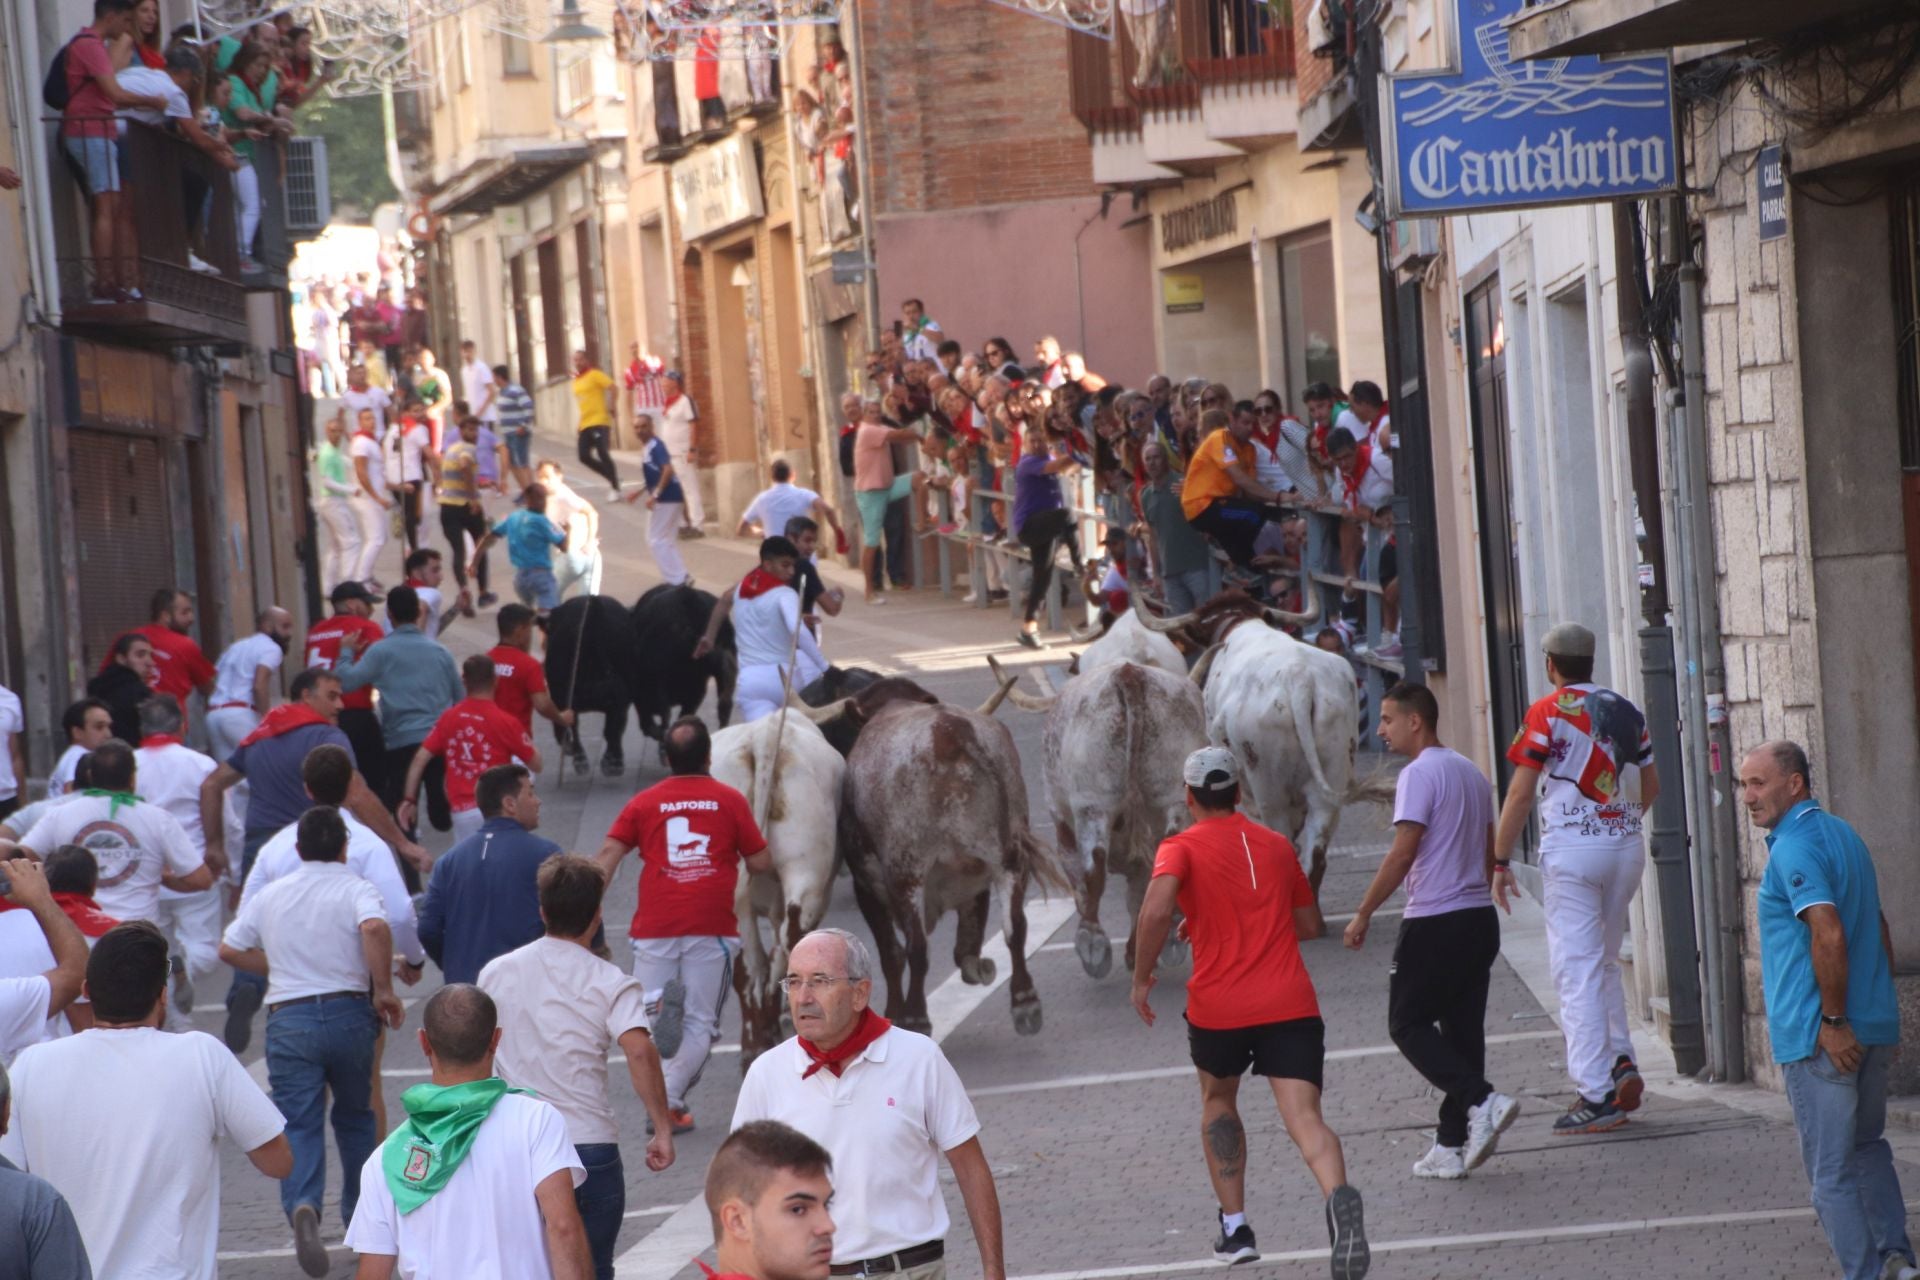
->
xmin=542 ymin=0 xmax=605 ymax=43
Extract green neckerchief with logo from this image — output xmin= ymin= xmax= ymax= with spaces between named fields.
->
xmin=382 ymin=1077 xmax=527 ymax=1214
xmin=80 ymin=788 xmax=141 ymax=818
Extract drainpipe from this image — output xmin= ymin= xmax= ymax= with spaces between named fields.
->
xmin=845 ymin=0 xmax=881 ymax=356
xmin=9 ymin=0 xmax=59 ymax=327
xmin=1613 ymin=203 xmax=1707 ymax=1078
xmin=1678 ymin=253 xmax=1746 ymax=1083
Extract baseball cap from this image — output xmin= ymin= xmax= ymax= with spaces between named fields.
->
xmin=1183 ymin=746 xmax=1239 ymax=792
xmin=330 ymin=580 xmax=375 ymax=604
xmin=1541 ymin=622 xmax=1597 ymax=658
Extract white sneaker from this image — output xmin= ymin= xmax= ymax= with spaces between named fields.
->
xmin=1464 ymin=1091 xmax=1520 ymax=1170
xmin=1878 ymin=1255 xmax=1920 ymax=1280
xmin=187 ymin=252 xmax=220 ymax=275
xmin=1412 ymin=1142 xmax=1467 ymax=1180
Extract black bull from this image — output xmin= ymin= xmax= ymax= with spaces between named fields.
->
xmin=543 ymin=585 xmax=738 ymax=770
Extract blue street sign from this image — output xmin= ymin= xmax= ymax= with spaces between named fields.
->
xmin=1382 ymin=0 xmax=1677 ymax=217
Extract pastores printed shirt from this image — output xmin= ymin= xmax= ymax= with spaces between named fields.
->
xmin=1506 ymin=682 xmax=1653 ymax=849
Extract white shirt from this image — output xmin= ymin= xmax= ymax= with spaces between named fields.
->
xmin=392 ymin=421 xmax=432 ymax=485
xmin=658 ymin=395 xmax=697 ymax=454
xmin=734 ymin=584 xmax=803 ymax=670
xmin=391 ymin=584 xmax=444 ymax=639
xmin=546 ymin=483 xmax=595 ymax=549
xmin=116 ymin=66 xmax=191 ymax=129
xmin=0 ymin=1027 xmax=287 ymax=1280
xmin=211 ymin=630 xmax=285 ymax=709
xmin=1347 ymin=447 xmax=1394 ymax=512
xmin=463 ymin=358 xmax=498 ymax=422
xmin=479 ymin=936 xmax=650 ymax=1145
xmin=223 ymin=861 xmax=385 ymax=1004
xmin=742 ymin=482 xmax=820 ymax=541
xmin=46 ymin=744 xmax=87 ymax=798
xmin=134 ymin=742 xmax=219 ymax=851
xmin=0 ymin=975 xmax=50 ymax=1063
xmin=346 ymin=1093 xmax=585 ymax=1279
xmin=0 ymin=683 xmax=21 ymax=800
xmin=351 ymin=432 xmax=388 ymax=495
xmin=0 ymin=793 xmax=72 ymax=840
xmin=343 ymin=386 xmax=393 ymax=435
xmin=731 ymin=1027 xmax=981 ymax=1263
xmin=1337 ymin=406 xmax=1392 ymax=454
xmin=246 ymin=811 xmax=426 ymax=964
xmin=18 ymin=794 xmax=203 ymax=924
xmin=0 ymin=914 xmax=75 ymax=1046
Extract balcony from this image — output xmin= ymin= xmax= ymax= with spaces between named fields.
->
xmin=1504 ymin=0 xmax=1889 ymax=58
xmin=1070 ymin=0 xmax=1298 ymax=179
xmin=49 ymin=119 xmax=251 ymax=347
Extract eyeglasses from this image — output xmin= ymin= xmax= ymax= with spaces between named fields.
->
xmin=780 ymin=975 xmax=850 ymax=995
xmin=1256 ymin=404 xmax=1280 ymax=415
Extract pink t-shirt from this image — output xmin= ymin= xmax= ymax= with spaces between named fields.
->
xmin=853 ymin=422 xmax=896 ymax=493
xmin=1393 ymin=746 xmax=1496 ymax=918
xmin=63 ymin=29 xmax=117 ymax=139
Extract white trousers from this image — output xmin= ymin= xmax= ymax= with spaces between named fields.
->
xmin=317 ymin=496 xmax=361 ymax=594
xmin=556 ymin=541 xmax=604 ymax=601
xmin=648 ymin=501 xmax=690 ymax=585
xmin=1541 ymin=840 xmax=1645 ymax=1101
xmin=631 ymin=935 xmax=734 ymax=1110
xmin=157 ymin=887 xmax=224 ymax=979
xmin=449 ymin=806 xmax=485 ymax=846
xmin=233 ymin=160 xmax=260 ymax=256
xmin=659 ymin=427 xmax=704 ymax=525
xmin=349 ymin=494 xmax=389 ymax=583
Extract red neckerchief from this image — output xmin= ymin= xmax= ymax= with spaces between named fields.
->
xmin=1341 ymin=442 xmax=1374 ymax=506
xmin=0 ymin=892 xmax=119 ymax=938
xmin=140 ymin=734 xmax=185 ymax=749
xmin=1252 ymin=421 xmax=1281 ymax=452
xmin=694 ymin=1263 xmax=754 ymax=1280
xmin=663 ymin=391 xmax=684 ymax=410
xmin=353 ymin=427 xmax=377 ymax=441
xmin=737 ymin=567 xmax=788 ymax=601
xmin=238 ymin=704 xmax=330 ymax=747
xmin=799 ymin=1007 xmax=892 ymax=1079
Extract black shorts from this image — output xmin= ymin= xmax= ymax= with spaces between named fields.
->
xmin=1187 ymin=1015 xmax=1325 ymax=1088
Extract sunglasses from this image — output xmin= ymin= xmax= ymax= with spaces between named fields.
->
xmin=1256 ymin=404 xmax=1280 ymax=415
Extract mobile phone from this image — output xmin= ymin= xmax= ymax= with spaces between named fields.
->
xmin=0 ymin=865 xmax=10 ymax=896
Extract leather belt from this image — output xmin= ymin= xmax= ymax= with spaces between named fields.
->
xmin=211 ymin=702 xmax=251 ymax=710
xmin=267 ymin=990 xmax=367 ymax=1013
xmin=829 ymin=1240 xmax=944 ymax=1276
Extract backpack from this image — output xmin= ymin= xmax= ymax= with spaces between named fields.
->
xmin=838 ymin=426 xmax=856 ymax=478
xmin=42 ymin=41 xmax=72 ymax=111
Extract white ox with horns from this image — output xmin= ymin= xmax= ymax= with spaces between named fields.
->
xmin=1134 ymin=592 xmax=1390 ymax=895
xmin=1065 ymin=610 xmax=1187 ymax=679
xmin=991 ymin=652 xmax=1206 ymax=978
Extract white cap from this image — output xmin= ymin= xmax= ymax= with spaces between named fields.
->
xmin=1183 ymin=746 xmax=1239 ymax=791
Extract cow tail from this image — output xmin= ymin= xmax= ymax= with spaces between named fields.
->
xmin=1014 ymin=827 xmax=1074 ymax=897
xmin=750 ymin=715 xmax=781 ymax=837
xmin=1289 ymin=678 xmax=1338 ymax=804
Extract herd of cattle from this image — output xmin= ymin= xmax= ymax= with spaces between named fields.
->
xmin=542 ymin=583 xmax=1393 ymax=1063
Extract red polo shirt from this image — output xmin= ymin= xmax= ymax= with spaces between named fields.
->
xmin=302 ymin=615 xmax=386 ymax=710
xmin=487 ymin=644 xmax=549 ymax=731
xmin=606 ymin=775 xmax=766 ymax=939
xmin=421 ymin=697 xmax=536 ymax=812
xmin=134 ymin=623 xmax=217 ymax=701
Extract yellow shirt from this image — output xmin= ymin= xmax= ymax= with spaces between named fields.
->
xmin=572 ymin=367 xmax=615 ymax=430
xmin=1181 ymin=428 xmax=1252 ymax=519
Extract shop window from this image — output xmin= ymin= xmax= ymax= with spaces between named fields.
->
xmin=1279 ymin=229 xmax=1340 ymax=405
xmin=538 ymin=237 xmax=566 ymax=383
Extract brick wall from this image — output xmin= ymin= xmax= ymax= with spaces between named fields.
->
xmin=1295 ymin=0 xmax=1334 ymax=109
xmin=855 ymin=0 xmax=1093 ymax=216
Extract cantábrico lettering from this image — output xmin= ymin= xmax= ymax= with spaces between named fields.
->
xmin=1407 ymin=128 xmax=1669 ymax=203
xmin=1162 ymin=191 xmax=1238 ymax=255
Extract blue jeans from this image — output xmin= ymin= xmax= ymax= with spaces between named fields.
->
xmin=226 ymin=827 xmax=277 ymax=1010
xmin=575 ymin=1142 xmax=625 ymax=1280
xmin=1783 ymin=1043 xmax=1913 ymax=1280
xmin=265 ymin=997 xmax=381 ymax=1228
xmin=514 ymin=565 xmax=560 ymax=610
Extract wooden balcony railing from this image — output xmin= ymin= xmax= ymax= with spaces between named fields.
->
xmin=1178 ymin=0 xmax=1296 ymax=81
xmin=1071 ymin=0 xmax=1294 ymax=132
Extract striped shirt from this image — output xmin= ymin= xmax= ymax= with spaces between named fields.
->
xmin=496 ymin=382 xmax=535 ymax=434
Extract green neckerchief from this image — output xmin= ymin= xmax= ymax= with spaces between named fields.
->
xmin=382 ymin=1078 xmax=526 ymax=1214
xmin=80 ymin=788 xmax=141 ymax=818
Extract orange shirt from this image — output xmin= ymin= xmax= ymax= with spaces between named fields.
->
xmin=1179 ymin=428 xmax=1252 ymax=520
xmin=1151 ymin=812 xmax=1318 ymax=1030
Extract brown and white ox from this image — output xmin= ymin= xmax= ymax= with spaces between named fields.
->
xmin=1134 ymin=592 xmax=1394 ymax=895
xmin=711 ymin=710 xmax=846 ymax=1065
xmin=797 ymin=674 xmax=1070 ymax=1036
xmin=989 ymin=653 xmax=1206 ymax=979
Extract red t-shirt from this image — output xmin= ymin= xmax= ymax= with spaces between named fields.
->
xmin=134 ymin=623 xmax=217 ymax=702
xmin=1151 ymin=813 xmax=1318 ymax=1030
xmin=606 ymin=775 xmax=767 ymax=940
xmin=62 ymin=28 xmax=117 ymax=139
xmin=421 ymin=698 xmax=536 ymax=812
xmin=302 ymin=615 xmax=387 ymax=710
xmin=488 ymin=644 xmax=548 ymax=731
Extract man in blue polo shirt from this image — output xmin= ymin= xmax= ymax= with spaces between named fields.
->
xmin=417 ymin=763 xmax=561 ymax=984
xmin=1744 ymin=739 xmax=1912 ymax=1280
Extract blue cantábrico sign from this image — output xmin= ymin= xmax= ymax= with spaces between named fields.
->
xmin=1381 ymin=0 xmax=1676 ymax=216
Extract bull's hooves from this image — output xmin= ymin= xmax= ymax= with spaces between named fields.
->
xmin=959 ymin=956 xmax=998 ymax=986
xmin=898 ymin=1015 xmax=933 ymax=1035
xmin=1012 ymin=1003 xmax=1044 ymax=1036
xmin=1075 ymin=927 xmax=1112 ymax=979
xmin=599 ymin=758 xmax=626 ymax=777
xmin=1162 ymin=939 xmax=1192 ymax=971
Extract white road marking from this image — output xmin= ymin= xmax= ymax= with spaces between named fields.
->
xmin=383 ymin=1043 xmax=740 ymax=1079
xmin=1006 ymin=1201 xmax=1916 ymax=1280
xmin=969 ymin=1030 xmax=1561 ymax=1098
xmin=1320 ymin=906 xmax=1405 ymax=925
xmin=613 ymin=896 xmax=1079 ymax=1278
xmin=624 ymin=1204 xmax=680 ymax=1218
xmin=216 ymin=1240 xmax=345 ymax=1261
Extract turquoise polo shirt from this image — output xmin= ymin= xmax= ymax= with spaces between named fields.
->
xmin=1757 ymin=799 xmax=1899 ymax=1063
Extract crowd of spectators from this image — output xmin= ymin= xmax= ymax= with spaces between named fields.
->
xmin=847 ymin=298 xmax=1405 ymax=660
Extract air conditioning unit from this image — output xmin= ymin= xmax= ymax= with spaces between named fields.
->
xmin=284 ymin=136 xmax=332 ymax=238
xmin=1388 ymin=216 xmax=1441 ymax=274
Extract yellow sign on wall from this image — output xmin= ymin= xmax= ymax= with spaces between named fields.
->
xmin=1162 ymin=273 xmax=1205 ymax=314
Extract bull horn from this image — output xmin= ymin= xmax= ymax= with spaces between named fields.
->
xmin=976 ymin=663 xmax=1019 ymax=717
xmin=1068 ymin=619 xmax=1104 ymax=643
xmin=1189 ymin=642 xmax=1223 ymax=689
xmin=986 ymin=654 xmax=1056 ymax=713
xmin=1263 ymin=591 xmax=1323 ymax=630
xmin=1132 ymin=591 xmax=1197 ymax=635
xmin=784 ymin=688 xmax=852 ymax=725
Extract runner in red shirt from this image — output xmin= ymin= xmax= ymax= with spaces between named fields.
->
xmin=488 ymin=603 xmax=577 ymax=737
xmin=301 ymin=582 xmax=389 ymax=791
xmin=126 ymin=588 xmax=217 ymax=703
xmin=1132 ymin=746 xmax=1370 ymax=1277
xmin=595 ymin=716 xmax=770 ymax=1133
xmin=398 ymin=655 xmax=539 ymax=845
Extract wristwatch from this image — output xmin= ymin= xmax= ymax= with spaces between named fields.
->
xmin=1492 ymin=859 xmax=1512 ymax=871
xmin=1822 ymin=1014 xmax=1850 ymax=1028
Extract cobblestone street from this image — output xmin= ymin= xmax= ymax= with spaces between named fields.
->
xmin=199 ymin=463 xmax=1912 ymax=1279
